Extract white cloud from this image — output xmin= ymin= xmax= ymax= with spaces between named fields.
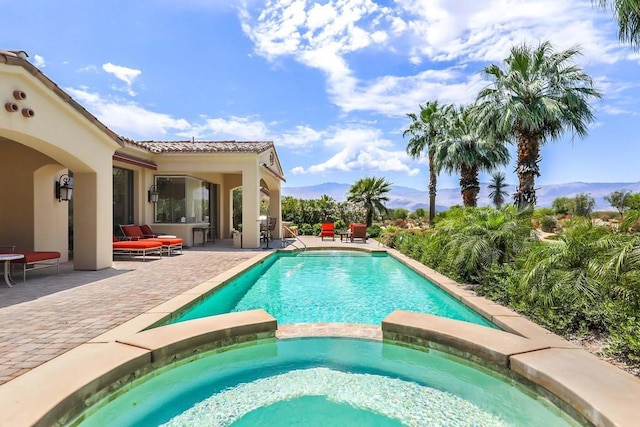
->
xmin=239 ymin=0 xmax=630 ymax=119
xmin=293 ymin=126 xmax=420 ymax=176
xmin=33 ymin=54 xmax=46 ymax=68
xmin=102 ymin=63 xmax=142 ymax=96
xmin=290 ymin=166 xmax=306 ymax=175
xmin=65 ymin=87 xmax=191 ymax=138
xmin=77 ymin=65 xmax=98 ymax=73
xmin=279 ymin=125 xmax=324 ymax=148
xmin=62 ymin=85 xmax=331 ymax=147
xmin=186 ymin=116 xmax=270 ymax=140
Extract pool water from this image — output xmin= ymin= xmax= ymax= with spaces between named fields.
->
xmin=75 ymin=338 xmax=577 ymax=426
xmin=170 ymin=251 xmax=493 ymax=327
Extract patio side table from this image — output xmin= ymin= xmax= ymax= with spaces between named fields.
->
xmin=338 ymin=231 xmax=351 ymax=242
xmin=192 ymin=227 xmax=209 ymax=247
xmin=1 ymin=253 xmax=24 ymax=287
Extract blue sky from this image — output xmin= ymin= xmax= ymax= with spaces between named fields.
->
xmin=3 ymin=0 xmax=640 ymax=191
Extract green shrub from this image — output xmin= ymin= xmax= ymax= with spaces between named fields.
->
xmin=367 ymin=225 xmax=382 ymax=238
xmin=312 ymin=223 xmax=322 ymax=236
xmin=539 ymin=215 xmax=557 ymax=232
xmin=298 ymin=223 xmax=314 ymax=235
xmin=607 ymin=318 xmax=640 ymax=363
xmin=380 ymin=226 xmax=403 ymax=248
xmin=334 ymin=219 xmax=346 ymax=231
xmin=533 ymin=207 xmax=555 ymax=218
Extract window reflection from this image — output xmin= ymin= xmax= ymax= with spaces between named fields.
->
xmin=154 ymin=176 xmax=209 ymax=223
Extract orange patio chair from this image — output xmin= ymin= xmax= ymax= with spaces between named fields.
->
xmin=350 ymin=224 xmax=368 ymax=243
xmin=112 ymin=235 xmax=162 ymax=261
xmin=139 ymin=224 xmax=160 ymax=238
xmin=119 ymin=225 xmax=183 ymax=256
xmin=319 ymin=223 xmax=335 ymax=241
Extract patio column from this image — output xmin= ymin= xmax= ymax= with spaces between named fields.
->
xmin=268 ymin=187 xmax=281 ymax=239
xmin=241 ymin=164 xmax=260 ymax=248
xmin=73 ymin=161 xmax=112 ymax=270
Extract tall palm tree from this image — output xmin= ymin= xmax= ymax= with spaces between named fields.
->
xmin=403 ymin=101 xmax=452 ymax=224
xmin=488 ymin=171 xmax=510 ymax=209
xmin=597 ymin=0 xmax=640 ymax=48
xmin=347 ymin=176 xmax=392 ymax=227
xmin=433 ymin=105 xmax=510 ymax=207
xmin=475 ymin=41 xmax=602 ymax=209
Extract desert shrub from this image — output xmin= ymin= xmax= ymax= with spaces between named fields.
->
xmin=607 ymin=317 xmax=640 ymax=363
xmin=395 ymin=205 xmax=640 ymax=369
xmin=392 ymin=208 xmax=409 ymax=220
xmin=298 ymin=223 xmax=314 ymax=236
xmin=390 ymin=219 xmax=408 ymax=228
xmin=380 ymin=226 xmax=404 ymax=248
xmin=367 ymin=225 xmax=382 ymax=238
xmin=312 ymin=223 xmax=323 ymax=236
xmin=539 ymin=215 xmax=558 ymax=232
xmin=591 ymin=211 xmax=619 ymax=221
xmin=476 ymin=263 xmax=519 ymax=305
xmin=533 ymin=207 xmax=555 ymax=218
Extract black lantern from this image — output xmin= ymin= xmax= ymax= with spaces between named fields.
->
xmin=55 ymin=174 xmax=73 ymax=202
xmin=148 ymin=185 xmax=159 ymax=203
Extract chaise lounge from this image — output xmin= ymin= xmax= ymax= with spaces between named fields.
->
xmin=112 ymin=236 xmax=163 ymax=261
xmin=119 ymin=225 xmax=183 ymax=256
xmin=0 ymin=246 xmax=61 ymax=282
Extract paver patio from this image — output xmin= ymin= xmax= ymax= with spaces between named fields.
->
xmin=0 ymin=236 xmax=379 ymax=386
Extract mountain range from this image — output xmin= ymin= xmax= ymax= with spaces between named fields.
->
xmin=282 ymin=181 xmax=640 ymax=212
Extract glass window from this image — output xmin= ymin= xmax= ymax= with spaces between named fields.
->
xmin=113 ymin=167 xmax=134 ymax=234
xmin=154 ymin=176 xmax=210 ymax=223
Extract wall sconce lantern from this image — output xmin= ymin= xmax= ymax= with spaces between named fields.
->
xmin=148 ymin=185 xmax=159 ymax=203
xmin=55 ymin=174 xmax=73 ymax=202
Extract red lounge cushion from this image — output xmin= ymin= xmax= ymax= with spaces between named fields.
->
xmin=121 ymin=225 xmax=145 ymax=239
xmin=113 ymin=240 xmax=162 ymax=249
xmin=5 ymin=251 xmax=61 ymax=263
xmin=150 ymin=237 xmax=183 ymax=245
xmin=139 ymin=225 xmax=155 ymax=236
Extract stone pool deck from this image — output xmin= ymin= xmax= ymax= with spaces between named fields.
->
xmin=1 ymin=236 xmax=639 ymax=426
xmin=0 ymin=236 xmax=380 ymax=385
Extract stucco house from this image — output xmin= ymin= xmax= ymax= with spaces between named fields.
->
xmin=0 ymin=50 xmax=284 ymax=271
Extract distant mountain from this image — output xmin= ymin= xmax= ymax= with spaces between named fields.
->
xmin=282 ymin=181 xmax=640 ymax=211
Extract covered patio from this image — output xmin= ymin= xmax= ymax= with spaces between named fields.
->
xmin=1 ymin=50 xmax=284 ymax=273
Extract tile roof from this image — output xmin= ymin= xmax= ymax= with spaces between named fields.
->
xmin=128 ymin=140 xmax=274 ymax=153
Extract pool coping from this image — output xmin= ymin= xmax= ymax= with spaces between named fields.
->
xmin=0 ymin=244 xmax=639 ymax=426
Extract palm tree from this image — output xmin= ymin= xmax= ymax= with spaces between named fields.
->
xmin=488 ymin=172 xmax=510 ymax=209
xmin=475 ymin=41 xmax=602 ymax=209
xmin=431 ymin=206 xmax=532 ymax=283
xmin=596 ymin=0 xmax=640 ymax=48
xmin=403 ymin=101 xmax=452 ymax=224
xmin=347 ymin=176 xmax=392 ymax=227
xmin=433 ymin=105 xmax=510 ymax=207
xmin=521 ymin=219 xmax=610 ymax=308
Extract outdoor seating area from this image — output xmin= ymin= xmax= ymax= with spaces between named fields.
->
xmin=112 ymin=236 xmax=163 ymax=261
xmin=0 ymin=246 xmax=60 ymax=284
xmin=260 ymin=217 xmax=277 ymax=243
xmin=119 ymin=225 xmax=183 ymax=256
xmin=350 ymin=223 xmax=368 ymax=243
xmin=319 ymin=223 xmax=335 ymax=240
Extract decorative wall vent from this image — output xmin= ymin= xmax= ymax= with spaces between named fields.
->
xmin=5 ymin=89 xmax=34 ymax=118
xmin=4 ymin=102 xmax=19 ymax=112
xmin=13 ymin=90 xmax=27 ymax=100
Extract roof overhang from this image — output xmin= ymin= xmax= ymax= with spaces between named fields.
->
xmin=113 ymin=152 xmax=157 ymax=170
xmin=262 ymin=163 xmax=286 ymax=182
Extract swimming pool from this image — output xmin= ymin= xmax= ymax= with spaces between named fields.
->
xmin=169 ymin=250 xmax=493 ymax=327
xmin=73 ymin=338 xmax=578 ymax=426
